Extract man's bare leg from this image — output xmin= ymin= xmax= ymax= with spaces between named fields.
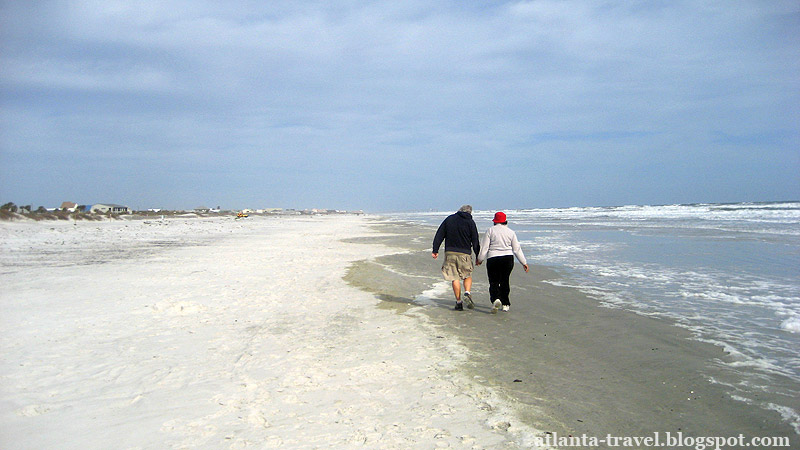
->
xmin=464 ymin=277 xmax=472 ymax=295
xmin=452 ymin=280 xmax=461 ymax=302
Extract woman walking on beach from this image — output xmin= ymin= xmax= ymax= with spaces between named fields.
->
xmin=476 ymin=212 xmax=529 ymax=313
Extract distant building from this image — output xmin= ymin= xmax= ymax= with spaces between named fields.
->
xmin=90 ymin=203 xmax=130 ymax=214
xmin=60 ymin=202 xmax=78 ymax=212
xmin=194 ymin=206 xmax=210 ymax=213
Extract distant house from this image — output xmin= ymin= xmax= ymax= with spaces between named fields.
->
xmin=90 ymin=203 xmax=131 ymax=214
xmin=60 ymin=202 xmax=78 ymax=212
xmin=194 ymin=206 xmax=210 ymax=213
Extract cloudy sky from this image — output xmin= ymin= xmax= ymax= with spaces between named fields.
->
xmin=1 ymin=1 xmax=798 ymax=211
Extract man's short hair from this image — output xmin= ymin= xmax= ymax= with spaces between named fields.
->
xmin=459 ymin=205 xmax=473 ymax=214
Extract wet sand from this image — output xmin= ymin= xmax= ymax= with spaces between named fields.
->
xmin=345 ymin=221 xmax=799 ymax=449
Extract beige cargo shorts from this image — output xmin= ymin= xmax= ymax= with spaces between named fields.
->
xmin=441 ymin=251 xmax=474 ymax=281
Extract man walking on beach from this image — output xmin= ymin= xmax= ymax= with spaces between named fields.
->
xmin=432 ymin=205 xmax=480 ymax=311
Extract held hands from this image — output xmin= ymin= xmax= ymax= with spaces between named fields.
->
xmin=434 ymin=253 xmax=527 ymax=272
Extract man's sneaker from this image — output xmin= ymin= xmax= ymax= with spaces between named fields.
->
xmin=454 ymin=302 xmax=464 ymax=311
xmin=502 ymin=305 xmax=510 ymax=312
xmin=492 ymin=299 xmax=501 ymax=314
xmin=464 ymin=292 xmax=474 ymax=309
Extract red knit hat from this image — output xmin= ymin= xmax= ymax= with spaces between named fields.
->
xmin=493 ymin=211 xmax=507 ymax=223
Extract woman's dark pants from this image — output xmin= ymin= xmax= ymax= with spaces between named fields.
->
xmin=486 ymin=255 xmax=515 ymax=306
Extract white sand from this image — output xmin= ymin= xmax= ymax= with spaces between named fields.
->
xmin=1 ymin=216 xmax=528 ymax=449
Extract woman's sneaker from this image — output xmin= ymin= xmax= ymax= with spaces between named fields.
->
xmin=502 ymin=305 xmax=510 ymax=312
xmin=464 ymin=292 xmax=474 ymax=309
xmin=492 ymin=299 xmax=501 ymax=314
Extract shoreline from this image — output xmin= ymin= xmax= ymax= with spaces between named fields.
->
xmin=3 ymin=214 xmax=796 ymax=448
xmin=344 ymin=219 xmax=799 ymax=448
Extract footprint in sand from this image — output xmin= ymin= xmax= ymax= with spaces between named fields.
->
xmin=17 ymin=404 xmax=50 ymax=416
xmin=148 ymin=300 xmax=207 ymax=315
xmin=247 ymin=410 xmax=271 ymax=428
xmin=262 ymin=436 xmax=283 ymax=448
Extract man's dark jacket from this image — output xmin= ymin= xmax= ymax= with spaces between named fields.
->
xmin=432 ymin=211 xmax=480 ymax=256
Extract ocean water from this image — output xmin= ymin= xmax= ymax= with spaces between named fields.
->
xmin=392 ymin=201 xmax=800 ymax=434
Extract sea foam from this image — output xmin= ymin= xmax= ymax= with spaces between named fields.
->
xmin=781 ymin=316 xmax=800 ymax=333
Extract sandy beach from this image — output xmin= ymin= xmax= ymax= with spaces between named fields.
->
xmin=3 ymin=213 xmax=797 ymax=450
xmin=0 ymin=215 xmax=526 ymax=449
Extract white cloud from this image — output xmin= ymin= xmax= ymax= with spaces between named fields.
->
xmin=2 ymin=57 xmax=174 ymax=93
